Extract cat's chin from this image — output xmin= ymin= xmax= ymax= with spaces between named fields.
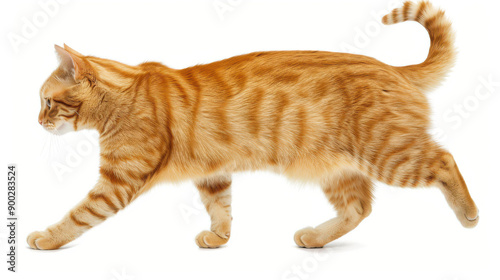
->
xmin=49 ymin=122 xmax=75 ymax=135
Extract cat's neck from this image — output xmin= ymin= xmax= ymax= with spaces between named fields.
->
xmin=86 ymin=56 xmax=142 ymax=92
xmin=84 ymin=58 xmax=174 ymax=140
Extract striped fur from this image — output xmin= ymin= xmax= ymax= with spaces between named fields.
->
xmin=29 ymin=1 xmax=477 ymax=250
xmin=382 ymin=1 xmax=456 ymax=92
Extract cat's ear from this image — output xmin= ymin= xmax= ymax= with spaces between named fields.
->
xmin=63 ymin=43 xmax=84 ymax=57
xmin=54 ymin=44 xmax=90 ymax=81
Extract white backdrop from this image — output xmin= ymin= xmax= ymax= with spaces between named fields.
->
xmin=1 ymin=0 xmax=499 ymax=279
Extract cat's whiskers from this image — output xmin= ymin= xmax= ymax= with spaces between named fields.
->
xmin=40 ymin=124 xmax=66 ymax=161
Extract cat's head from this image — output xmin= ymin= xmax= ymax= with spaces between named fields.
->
xmin=38 ymin=44 xmax=98 ymax=135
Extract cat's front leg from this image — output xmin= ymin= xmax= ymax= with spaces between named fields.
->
xmin=194 ymin=174 xmax=232 ymax=248
xmin=27 ymin=176 xmax=139 ymax=250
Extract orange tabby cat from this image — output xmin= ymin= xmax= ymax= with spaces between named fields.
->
xmin=29 ymin=1 xmax=478 ymax=250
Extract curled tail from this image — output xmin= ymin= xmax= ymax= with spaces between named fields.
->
xmin=382 ymin=1 xmax=456 ymax=93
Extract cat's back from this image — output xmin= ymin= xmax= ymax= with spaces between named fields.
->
xmin=183 ymin=50 xmax=425 ymax=117
xmin=201 ymin=50 xmax=399 ymax=77
xmin=208 ymin=50 xmax=388 ymax=70
xmin=188 ymin=50 xmax=418 ymax=98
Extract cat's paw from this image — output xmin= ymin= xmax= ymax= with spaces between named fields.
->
xmin=195 ymin=230 xmax=229 ymax=249
xmin=27 ymin=230 xmax=61 ymax=250
xmin=294 ymin=227 xmax=325 ymax=248
xmin=457 ymin=206 xmax=479 ymax=229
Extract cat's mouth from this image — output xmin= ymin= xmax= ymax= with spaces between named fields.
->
xmin=44 ymin=122 xmax=73 ymax=135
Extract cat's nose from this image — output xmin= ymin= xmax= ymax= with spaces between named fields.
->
xmin=38 ymin=120 xmax=42 ymax=125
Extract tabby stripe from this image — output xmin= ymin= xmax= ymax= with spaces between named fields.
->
xmin=430 ymin=31 xmax=447 ymax=49
xmin=133 ymin=74 xmax=148 ymax=105
xmin=205 ymin=158 xmax=223 ymax=173
xmin=391 ymin=8 xmax=399 ymax=23
xmin=188 ymin=76 xmax=202 ymax=158
xmin=178 ymin=67 xmax=201 ymax=97
xmin=88 ymin=193 xmax=120 ymax=213
xmin=314 ymin=98 xmax=335 ymax=155
xmin=334 ymin=76 xmax=351 ymax=151
xmin=197 ymin=180 xmax=231 ymax=195
xmin=101 ymin=126 xmax=123 ymax=143
xmin=234 ymin=73 xmax=248 ymax=92
xmin=425 ymin=10 xmax=443 ymax=26
xmin=357 ymin=112 xmax=391 ymax=164
xmin=157 ymin=74 xmax=173 ymax=171
xmin=84 ymin=205 xmax=107 ymax=220
xmin=424 ymin=175 xmax=436 ymax=185
xmin=385 ymin=155 xmax=411 ymax=185
xmin=144 ymin=74 xmax=160 ymax=125
xmin=374 ymin=128 xmax=412 ymax=179
xmin=378 ymin=138 xmax=418 ymax=181
xmin=426 ymin=15 xmax=447 ymax=46
xmin=70 ymin=212 xmax=90 ymax=227
xmin=100 ymin=167 xmax=128 ymax=186
xmin=272 ymin=73 xmax=300 ymax=84
xmin=366 ymin=130 xmax=392 ymax=176
xmin=97 ymin=78 xmax=122 ymax=90
xmin=59 ymin=113 xmax=76 ymax=118
xmin=125 ymin=169 xmax=142 ymax=182
xmin=158 ymin=76 xmax=174 ymax=168
xmin=252 ymin=66 xmax=273 ymax=76
xmin=311 ymin=80 xmax=330 ymax=101
xmin=123 ymin=184 xmax=135 ymax=203
xmin=348 ymin=72 xmax=383 ymax=81
xmin=351 ymin=98 xmax=375 ymax=144
xmin=422 ymin=150 xmax=445 ymax=185
xmin=339 ymin=87 xmax=356 ymax=156
xmin=90 ymin=59 xmax=138 ymax=78
xmin=415 ymin=1 xmax=428 ymax=22
xmin=342 ymin=129 xmax=356 ymax=157
xmin=269 ymin=91 xmax=288 ymax=164
xmin=167 ymin=76 xmax=190 ymax=107
xmin=410 ymin=155 xmax=424 ymax=187
xmin=113 ymin=188 xmax=126 ymax=208
xmin=371 ymin=126 xmax=410 ymax=176
xmin=58 ymin=107 xmax=71 ymax=113
xmin=141 ymin=74 xmax=174 ymax=181
xmin=403 ymin=1 xmax=412 ymax=21
xmin=399 ymin=173 xmax=412 ymax=187
xmin=53 ymin=99 xmax=80 ymax=108
xmin=211 ymin=70 xmax=232 ymax=143
xmin=248 ymin=88 xmax=263 ymax=137
xmin=100 ymin=106 xmax=118 ymax=136
xmin=143 ymin=157 xmax=155 ymax=169
xmin=295 ymin=107 xmax=306 ymax=151
xmin=427 ymin=150 xmax=445 ymax=169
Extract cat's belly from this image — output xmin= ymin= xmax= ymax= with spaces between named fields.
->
xmin=152 ymin=149 xmax=355 ymax=185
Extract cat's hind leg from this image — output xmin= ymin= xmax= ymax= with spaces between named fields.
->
xmin=294 ymin=170 xmax=373 ymax=248
xmin=430 ymin=151 xmax=479 ymax=228
xmin=194 ymin=174 xmax=232 ymax=248
xmin=375 ymin=142 xmax=479 ymax=228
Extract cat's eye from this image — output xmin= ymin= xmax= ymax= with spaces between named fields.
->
xmin=46 ymin=99 xmax=51 ymax=109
